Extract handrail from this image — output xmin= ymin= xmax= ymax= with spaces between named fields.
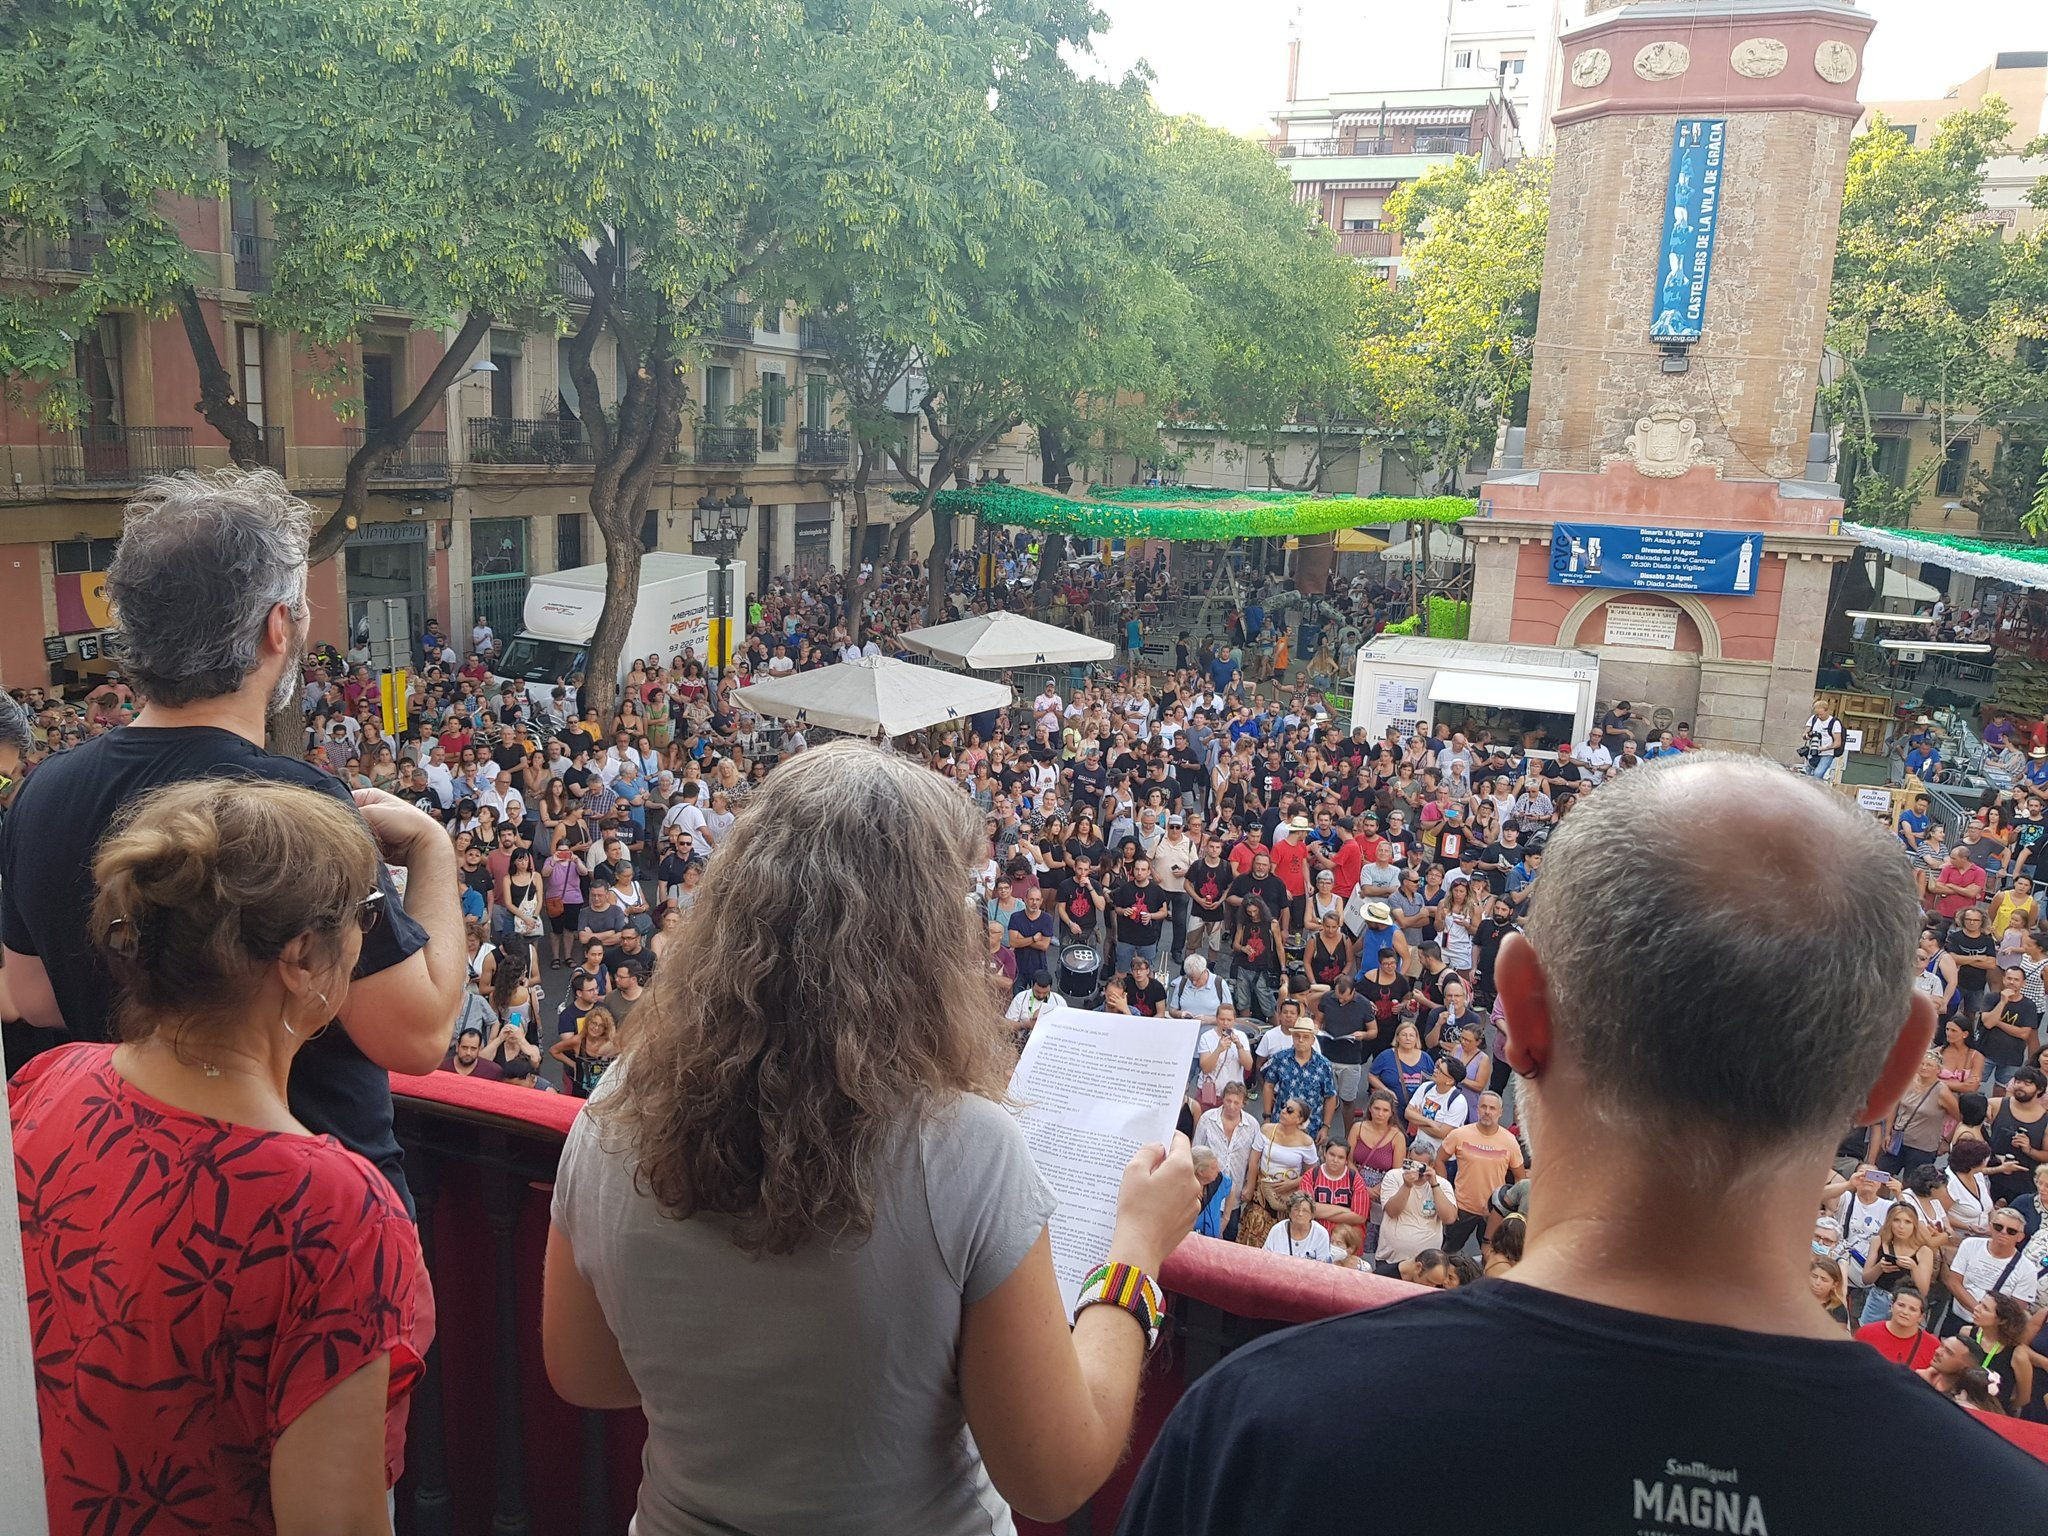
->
xmin=386 ymin=1074 xmax=2048 ymax=1536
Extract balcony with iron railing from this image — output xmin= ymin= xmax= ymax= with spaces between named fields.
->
xmin=798 ymin=314 xmax=838 ymax=353
xmin=51 ymin=425 xmax=194 ymax=487
xmin=695 ymin=424 xmax=757 ymax=465
xmin=716 ymin=301 xmax=753 ymax=344
xmin=561 ymin=257 xmax=596 ymax=305
xmin=232 ymin=231 xmax=274 ymax=292
xmin=797 ymin=426 xmax=850 ymax=465
xmin=340 ymin=425 xmax=450 ymax=483
xmin=387 ymin=1072 xmax=2048 ymax=1536
xmin=467 ymin=415 xmax=594 ymax=466
xmin=25 ymin=226 xmax=107 ymax=275
xmin=1276 ymin=134 xmax=1470 ymax=160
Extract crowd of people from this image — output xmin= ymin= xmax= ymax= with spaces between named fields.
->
xmin=5 ymin=468 xmax=2048 ymax=1535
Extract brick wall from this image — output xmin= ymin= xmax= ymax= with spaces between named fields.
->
xmin=1526 ymin=108 xmax=1852 ymax=480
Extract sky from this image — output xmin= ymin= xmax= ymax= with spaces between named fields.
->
xmin=1084 ymin=0 xmax=2047 ymax=135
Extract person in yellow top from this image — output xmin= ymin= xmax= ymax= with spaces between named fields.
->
xmin=1992 ymin=876 xmax=2038 ymax=941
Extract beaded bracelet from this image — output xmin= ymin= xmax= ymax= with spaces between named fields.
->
xmin=1074 ymin=1261 xmax=1163 ymax=1350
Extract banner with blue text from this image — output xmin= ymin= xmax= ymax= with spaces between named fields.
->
xmin=1549 ymin=523 xmax=1762 ymax=596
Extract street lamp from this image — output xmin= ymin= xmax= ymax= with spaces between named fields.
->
xmin=693 ymin=488 xmax=752 ymax=687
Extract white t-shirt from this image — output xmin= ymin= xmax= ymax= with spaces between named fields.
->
xmin=1406 ymin=1080 xmax=1469 ymax=1163
xmin=1263 ymin=1221 xmax=1334 ymax=1262
xmin=1945 ymin=1169 xmax=1993 ymax=1236
xmin=1578 ymin=744 xmax=1613 ymax=779
xmin=664 ymin=802 xmax=711 ymax=857
xmin=1195 ymin=1025 xmax=1250 ymax=1091
xmin=1003 ymin=990 xmax=1064 ymax=1027
xmin=1152 ymin=836 xmax=1195 ymax=893
xmin=1376 ymin=1169 xmax=1458 ymax=1264
xmin=1835 ymin=1191 xmax=1894 ymax=1260
xmin=1951 ymin=1236 xmax=2040 ymax=1306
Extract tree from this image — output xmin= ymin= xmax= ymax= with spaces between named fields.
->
xmin=0 ymin=0 xmax=584 ymax=565
xmin=1357 ymin=155 xmax=1548 ymax=495
xmin=1825 ymin=104 xmax=2048 ymax=527
xmin=1161 ymin=120 xmax=1364 ymax=495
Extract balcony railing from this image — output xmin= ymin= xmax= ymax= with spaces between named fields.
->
xmin=341 ymin=425 xmax=450 ymax=482
xmin=1276 ymin=134 xmax=1467 ymax=159
xmin=29 ymin=226 xmax=107 ymax=274
xmin=798 ymin=314 xmax=837 ymax=353
xmin=561 ymin=257 xmax=595 ymax=304
xmin=797 ymin=426 xmax=850 ymax=465
xmin=51 ymin=425 xmax=194 ymax=486
xmin=468 ymin=415 xmax=594 ymax=466
xmin=232 ymin=231 xmax=273 ymax=292
xmin=716 ymin=301 xmax=753 ymax=343
xmin=696 ymin=424 xmax=757 ymax=465
xmin=1335 ymin=228 xmax=1398 ymax=258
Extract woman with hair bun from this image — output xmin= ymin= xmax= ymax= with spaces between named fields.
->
xmin=10 ymin=778 xmax=430 ymax=1535
xmin=543 ymin=741 xmax=1199 ymax=1533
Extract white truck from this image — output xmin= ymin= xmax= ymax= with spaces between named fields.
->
xmin=494 ymin=552 xmax=747 ymax=709
xmin=1351 ymin=636 xmax=1599 ymax=758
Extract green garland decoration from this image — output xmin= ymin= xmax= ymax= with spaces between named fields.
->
xmin=1385 ymin=613 xmax=1421 ymax=635
xmin=890 ymin=482 xmax=1476 ymax=541
xmin=1425 ymin=596 xmax=1471 ymax=640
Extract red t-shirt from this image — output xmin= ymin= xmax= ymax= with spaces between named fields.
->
xmin=12 ymin=1044 xmax=433 ymax=1524
xmin=1331 ymin=837 xmax=1366 ymax=899
xmin=1270 ymin=839 xmax=1311 ymax=899
xmin=1854 ymin=1319 xmax=1940 ymax=1370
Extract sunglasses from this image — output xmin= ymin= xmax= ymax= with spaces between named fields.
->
xmin=353 ymin=890 xmax=386 ymax=935
xmin=1994 ymin=1223 xmax=2026 ymax=1236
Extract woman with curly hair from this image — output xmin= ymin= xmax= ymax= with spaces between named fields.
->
xmin=543 ymin=742 xmax=1199 ymax=1533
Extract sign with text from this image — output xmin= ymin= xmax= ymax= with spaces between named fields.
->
xmin=1602 ymin=602 xmax=1681 ymax=649
xmin=1650 ymin=117 xmax=1726 ymax=342
xmin=1550 ymin=523 xmax=1761 ymax=596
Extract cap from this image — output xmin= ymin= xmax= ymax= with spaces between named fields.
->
xmin=1167 ymin=814 xmax=1185 ymax=826
xmin=1363 ymin=900 xmax=1393 ymax=926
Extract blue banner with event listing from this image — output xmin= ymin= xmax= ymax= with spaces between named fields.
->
xmin=1650 ymin=117 xmax=1725 ymax=342
xmin=1549 ymin=523 xmax=1762 ymax=596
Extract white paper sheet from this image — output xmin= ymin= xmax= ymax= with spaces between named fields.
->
xmin=1006 ymin=1008 xmax=1200 ymax=1317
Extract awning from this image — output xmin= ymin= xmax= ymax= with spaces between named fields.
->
xmin=1334 ymin=528 xmax=1389 ymax=552
xmin=1427 ymin=670 xmax=1580 ymax=716
xmin=1336 ymin=108 xmax=1473 ymax=128
xmin=1841 ymin=521 xmax=2048 ymax=593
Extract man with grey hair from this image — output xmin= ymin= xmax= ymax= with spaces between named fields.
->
xmin=1121 ymin=754 xmax=2048 ymax=1532
xmin=0 ymin=470 xmax=465 ymax=1214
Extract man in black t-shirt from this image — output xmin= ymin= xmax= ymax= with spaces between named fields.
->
xmin=1057 ymin=856 xmax=1106 ymax=947
xmin=0 ymin=471 xmax=462 ymax=1213
xmin=1110 ymin=859 xmax=1169 ymax=975
xmin=1120 ymin=956 xmax=1168 ymax=1018
xmin=1185 ymin=839 xmax=1233 ymax=966
xmin=1118 ymin=756 xmax=2048 ymax=1536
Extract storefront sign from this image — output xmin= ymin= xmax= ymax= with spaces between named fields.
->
xmin=1649 ymin=117 xmax=1726 ymax=342
xmin=1602 ymin=602 xmax=1681 ymax=649
xmin=41 ymin=636 xmax=68 ymax=663
xmin=1550 ymin=523 xmax=1761 ymax=596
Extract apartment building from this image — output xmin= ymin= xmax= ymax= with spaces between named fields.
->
xmin=0 ymin=194 xmax=878 ymax=690
xmin=1269 ymin=85 xmax=1521 ymax=277
xmin=1441 ymin=0 xmax=1587 ymax=155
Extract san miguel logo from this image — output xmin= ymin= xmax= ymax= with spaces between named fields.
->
xmin=1631 ymin=1461 xmax=1768 ymax=1535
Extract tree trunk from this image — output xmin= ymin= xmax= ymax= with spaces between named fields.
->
xmin=1033 ymin=532 xmax=1066 ymax=616
xmin=925 ymin=507 xmax=955 ymax=624
xmin=306 ymin=311 xmax=495 ymax=567
xmin=172 ymin=283 xmax=263 ymax=467
xmin=841 ymin=441 xmax=880 ymax=642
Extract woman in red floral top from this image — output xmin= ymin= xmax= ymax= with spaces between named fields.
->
xmin=11 ymin=779 xmax=431 ymax=1536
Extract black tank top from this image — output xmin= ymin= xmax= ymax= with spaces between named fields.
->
xmin=1988 ymin=1099 xmax=2047 ymax=1202
xmin=1310 ymin=937 xmax=1348 ymax=987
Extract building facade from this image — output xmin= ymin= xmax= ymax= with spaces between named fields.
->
xmin=1268 ymin=86 xmax=1522 ymax=277
xmin=1441 ymin=0 xmax=1590 ymax=155
xmin=1845 ymin=51 xmax=2048 ymax=533
xmin=0 ymin=191 xmax=950 ymax=690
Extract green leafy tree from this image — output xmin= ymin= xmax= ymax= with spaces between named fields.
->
xmin=1825 ymin=104 xmax=2048 ymax=527
xmin=1357 ymin=155 xmax=1548 ymax=495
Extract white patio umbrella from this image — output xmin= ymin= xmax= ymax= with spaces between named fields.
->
xmin=735 ymin=655 xmax=1013 ymax=738
xmin=1378 ymin=527 xmax=1471 ymax=564
xmin=898 ymin=610 xmax=1116 ymax=670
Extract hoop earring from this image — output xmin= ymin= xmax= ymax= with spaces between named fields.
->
xmin=280 ymin=990 xmax=332 ymax=1040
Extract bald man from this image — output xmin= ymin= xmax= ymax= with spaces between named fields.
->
xmin=1120 ymin=754 xmax=2048 ymax=1534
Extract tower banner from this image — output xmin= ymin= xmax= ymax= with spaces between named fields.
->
xmin=1649 ymin=117 xmax=1726 ymax=343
